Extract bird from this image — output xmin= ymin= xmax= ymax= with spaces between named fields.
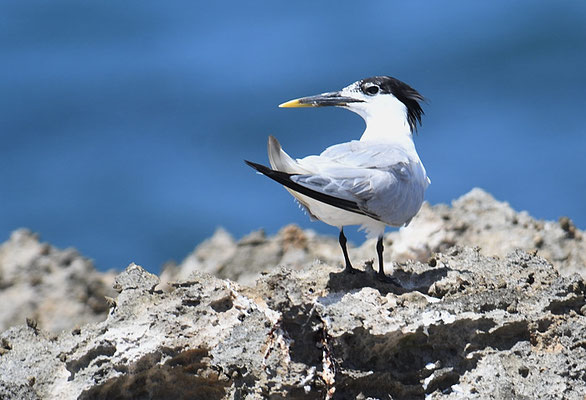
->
xmin=245 ymin=76 xmax=430 ymax=282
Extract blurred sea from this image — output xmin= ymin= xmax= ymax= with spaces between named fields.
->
xmin=1 ymin=1 xmax=585 ymax=273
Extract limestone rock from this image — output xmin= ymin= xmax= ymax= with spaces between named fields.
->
xmin=0 ymin=229 xmax=117 ymax=333
xmin=385 ymin=188 xmax=585 ymax=276
xmin=1 ymin=189 xmax=585 ymax=399
xmin=1 ymin=248 xmax=586 ymax=399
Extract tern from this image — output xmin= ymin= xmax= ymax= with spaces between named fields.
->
xmin=245 ymin=76 xmax=429 ymax=282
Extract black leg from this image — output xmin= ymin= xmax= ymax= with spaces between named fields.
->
xmin=376 ymin=236 xmax=384 ymax=276
xmin=339 ymin=229 xmax=357 ymax=274
xmin=376 ymin=236 xmax=398 ymax=284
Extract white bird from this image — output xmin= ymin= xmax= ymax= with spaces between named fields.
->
xmin=245 ymin=76 xmax=430 ymax=282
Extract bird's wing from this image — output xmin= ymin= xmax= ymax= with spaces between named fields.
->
xmin=247 ymin=141 xmax=420 ymax=221
xmin=289 ymin=165 xmax=393 ymax=219
xmin=291 ymin=142 xmax=420 ymax=218
xmin=317 ymin=140 xmax=412 ymax=170
xmin=245 ymin=160 xmax=377 ymax=218
xmin=298 ymin=141 xmax=415 ymax=184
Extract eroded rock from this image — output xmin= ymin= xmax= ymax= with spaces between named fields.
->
xmin=0 ymin=229 xmax=117 ymax=333
xmin=1 ymin=248 xmax=585 ymax=399
xmin=1 ymin=188 xmax=585 ymax=399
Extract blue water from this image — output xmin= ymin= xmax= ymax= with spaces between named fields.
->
xmin=1 ymin=1 xmax=585 ymax=273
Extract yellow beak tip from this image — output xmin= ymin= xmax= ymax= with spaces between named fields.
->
xmin=278 ymin=99 xmax=308 ymax=108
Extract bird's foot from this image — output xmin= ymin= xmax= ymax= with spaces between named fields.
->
xmin=377 ymin=271 xmax=400 ymax=286
xmin=344 ymin=264 xmax=362 ymax=275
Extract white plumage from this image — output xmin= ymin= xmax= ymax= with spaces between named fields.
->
xmin=247 ymin=76 xmax=429 ymax=282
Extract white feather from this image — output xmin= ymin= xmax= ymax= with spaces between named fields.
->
xmin=265 ymin=80 xmax=429 ymax=240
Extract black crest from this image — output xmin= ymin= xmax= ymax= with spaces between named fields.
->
xmin=359 ymin=76 xmax=425 ymax=133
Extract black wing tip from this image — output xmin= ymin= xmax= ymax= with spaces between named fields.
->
xmin=244 ymin=159 xmax=380 ymax=221
xmin=245 ymin=160 xmax=278 ymax=179
xmin=244 ymin=160 xmax=265 ymax=172
xmin=244 ymin=160 xmax=380 ymax=220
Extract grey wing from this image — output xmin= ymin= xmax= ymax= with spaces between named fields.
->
xmin=291 ymin=168 xmax=392 ymax=220
xmin=319 ymin=141 xmax=411 ymax=172
xmin=294 ymin=142 xmax=422 ymax=221
xmin=301 ymin=141 xmax=414 ymax=180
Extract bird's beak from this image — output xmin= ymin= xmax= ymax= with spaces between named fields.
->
xmin=279 ymin=91 xmax=364 ymax=108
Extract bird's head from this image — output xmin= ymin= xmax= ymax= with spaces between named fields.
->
xmin=280 ymin=76 xmax=425 ymax=136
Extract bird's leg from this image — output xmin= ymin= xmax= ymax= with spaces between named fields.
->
xmin=376 ymin=236 xmax=384 ymax=276
xmin=339 ymin=229 xmax=357 ymax=274
xmin=376 ymin=236 xmax=398 ymax=284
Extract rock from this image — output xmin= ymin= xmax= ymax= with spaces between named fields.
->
xmin=1 ymin=188 xmax=586 ymax=398
xmin=1 ymin=247 xmax=586 ymax=399
xmin=164 ymin=188 xmax=586 ymax=285
xmin=388 ymin=188 xmax=586 ymax=277
xmin=0 ymin=229 xmax=117 ymax=333
xmin=161 ymin=225 xmax=341 ymax=286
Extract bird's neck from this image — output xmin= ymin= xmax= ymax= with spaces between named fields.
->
xmin=353 ymin=96 xmax=415 ymax=148
xmin=359 ymin=114 xmax=414 ymax=150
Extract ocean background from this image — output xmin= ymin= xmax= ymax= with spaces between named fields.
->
xmin=1 ymin=1 xmax=585 ymax=273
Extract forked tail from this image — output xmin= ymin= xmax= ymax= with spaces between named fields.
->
xmin=267 ymin=135 xmax=305 ymax=174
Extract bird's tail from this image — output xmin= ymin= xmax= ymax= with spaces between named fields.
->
xmin=267 ymin=135 xmax=305 ymax=174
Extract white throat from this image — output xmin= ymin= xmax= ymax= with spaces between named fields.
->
xmin=346 ymin=95 xmax=413 ymax=146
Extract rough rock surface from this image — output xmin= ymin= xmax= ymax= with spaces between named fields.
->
xmin=163 ymin=188 xmax=585 ymax=286
xmin=2 ymin=249 xmax=586 ymax=399
xmin=389 ymin=188 xmax=585 ymax=276
xmin=160 ymin=225 xmax=341 ymax=286
xmin=0 ymin=229 xmax=117 ymax=333
xmin=1 ymin=188 xmax=586 ymax=399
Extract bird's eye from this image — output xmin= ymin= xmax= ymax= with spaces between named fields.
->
xmin=365 ymin=85 xmax=379 ymax=95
